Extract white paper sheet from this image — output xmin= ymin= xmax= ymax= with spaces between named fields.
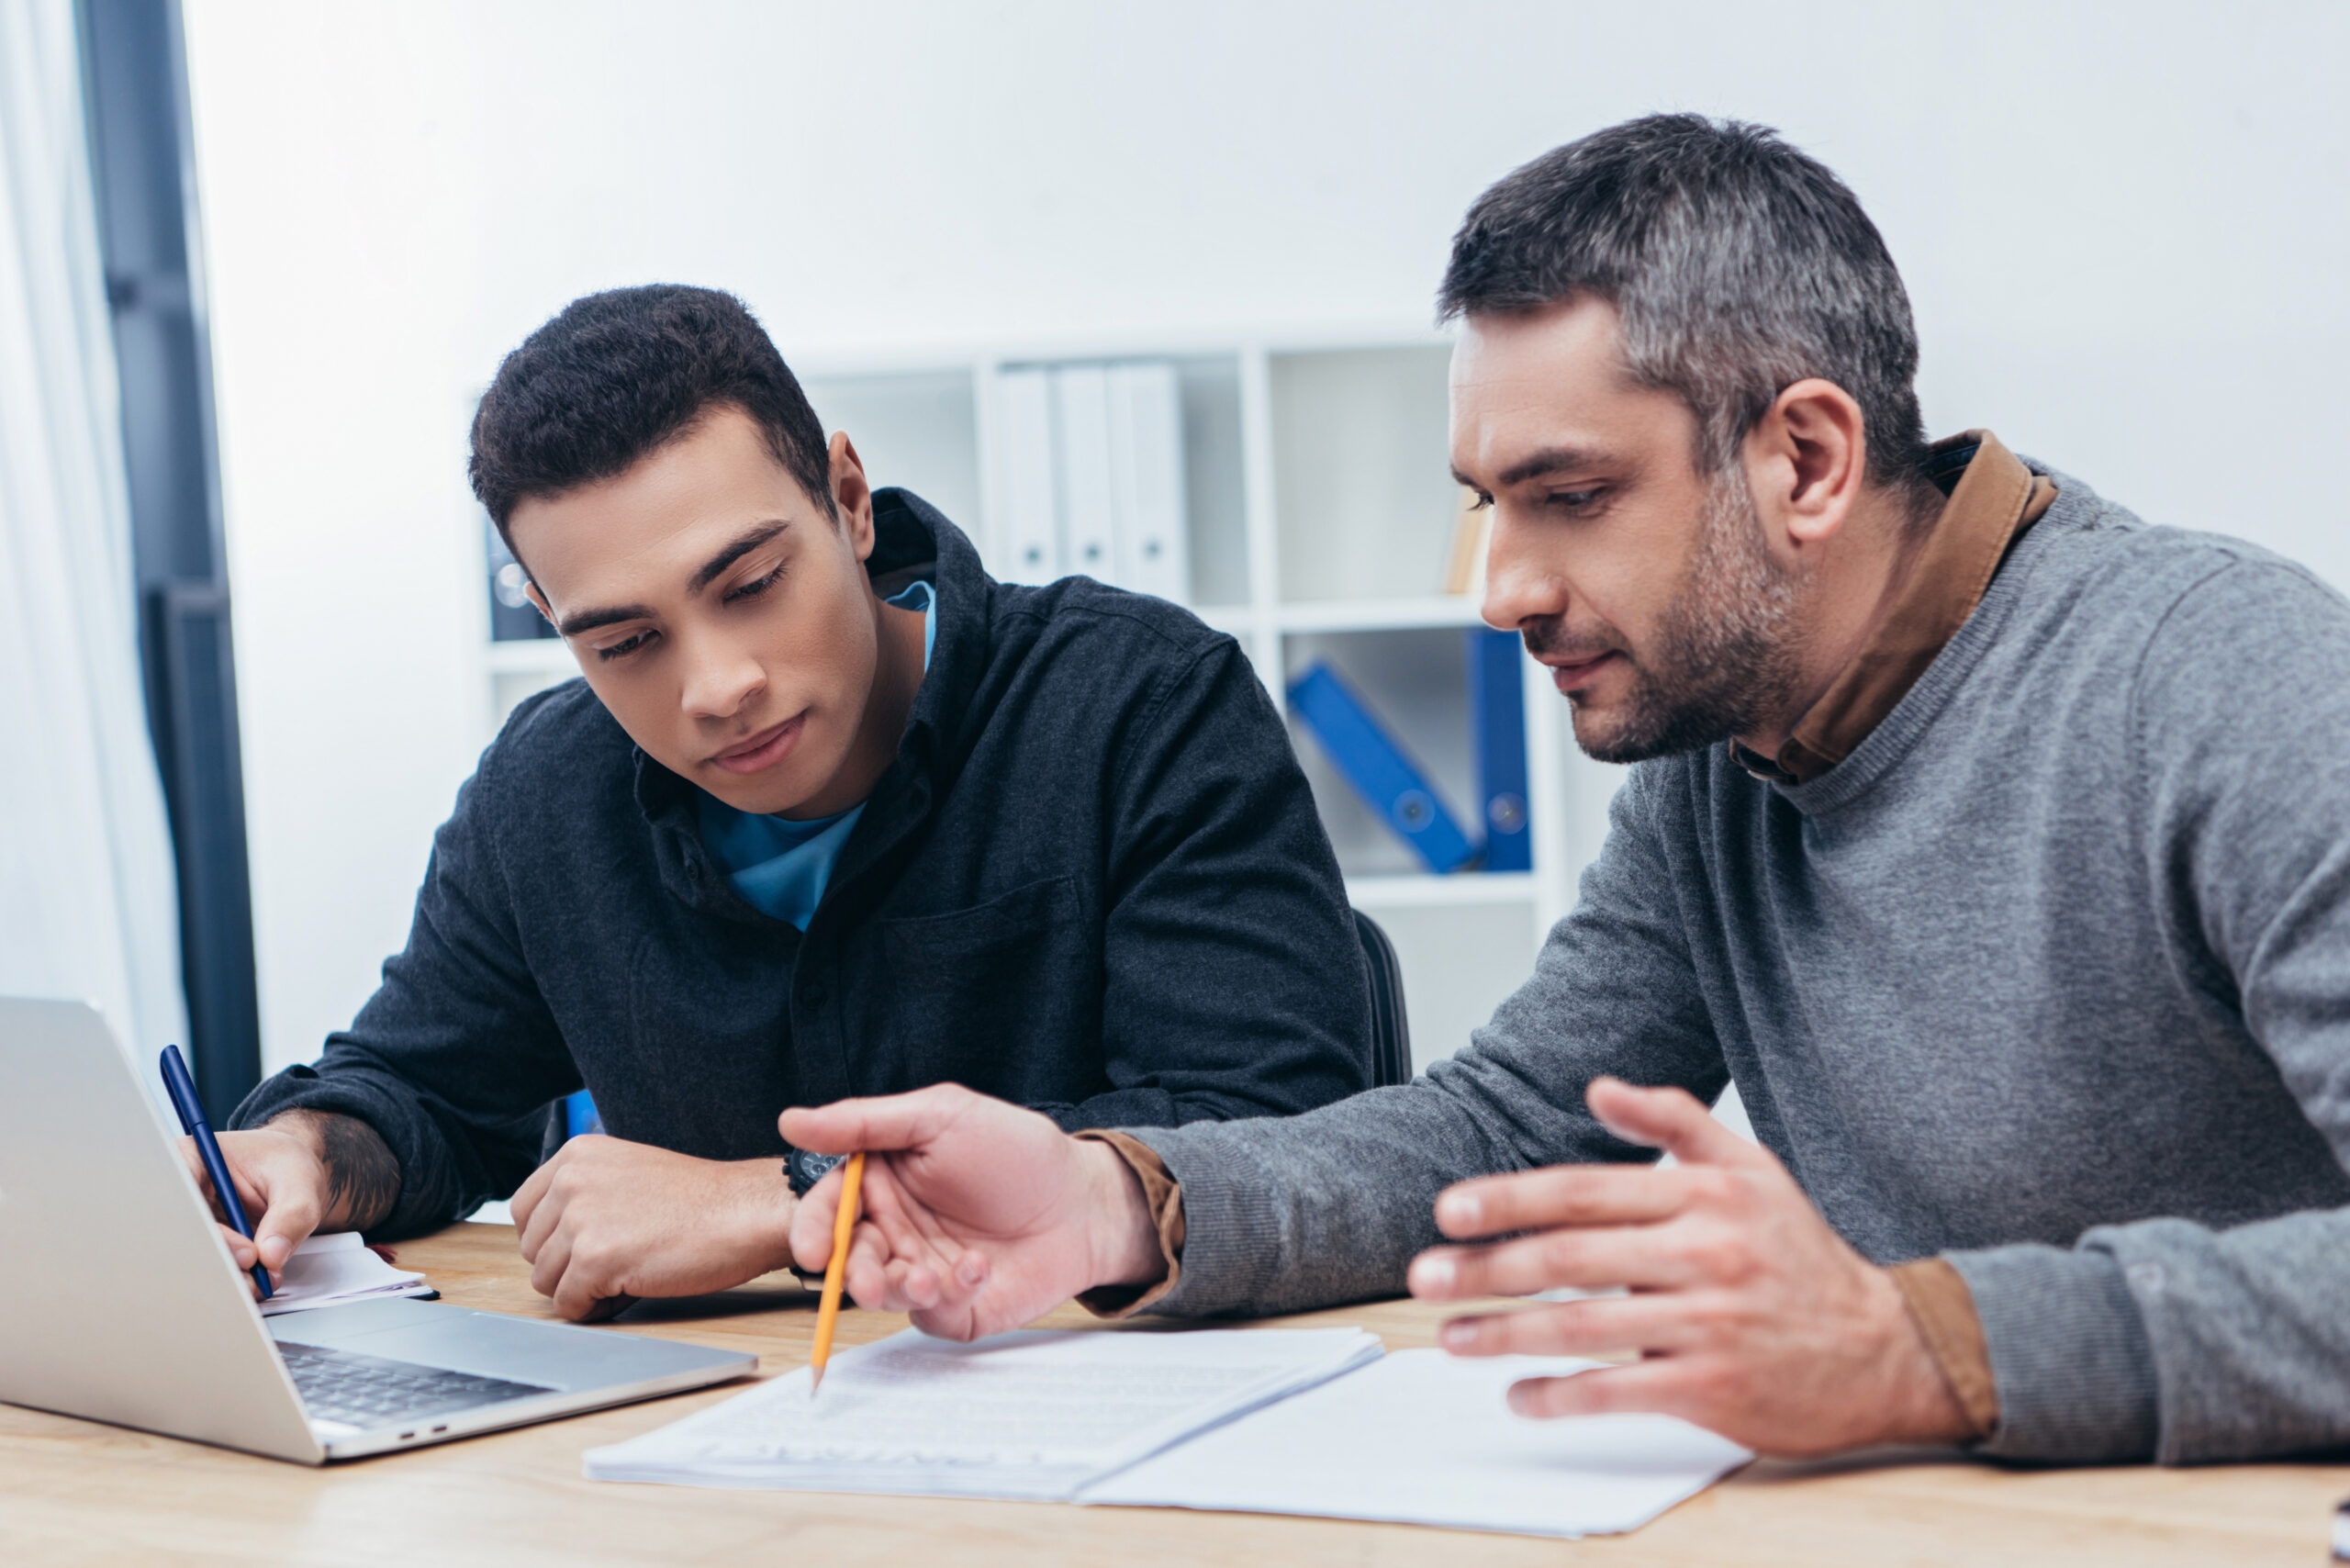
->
xmin=1082 ymin=1350 xmax=1751 ymax=1538
xmin=584 ymin=1327 xmax=1382 ymax=1500
xmin=256 ymin=1230 xmax=433 ymax=1317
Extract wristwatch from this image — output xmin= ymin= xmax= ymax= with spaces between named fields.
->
xmin=781 ymin=1147 xmax=845 ymax=1288
xmin=782 ymin=1146 xmax=845 ymax=1197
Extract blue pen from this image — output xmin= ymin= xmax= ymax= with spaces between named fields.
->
xmin=160 ymin=1045 xmax=273 ymax=1299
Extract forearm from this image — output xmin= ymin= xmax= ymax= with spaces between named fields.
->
xmin=263 ymin=1109 xmax=403 ymax=1235
xmin=1951 ymin=1205 xmax=2350 ymax=1463
xmin=1121 ymin=1076 xmax=1534 ymax=1318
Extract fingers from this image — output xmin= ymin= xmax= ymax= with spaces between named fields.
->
xmin=778 ymin=1082 xmax=980 ymax=1156
xmin=1585 ymin=1077 xmax=1766 ymax=1170
xmin=551 ymin=1258 xmax=613 ymax=1322
xmin=1505 ymin=1358 xmax=1691 ymax=1422
xmin=509 ymin=1144 xmax=565 ymax=1239
xmin=174 ymin=1135 xmax=267 ymax=1226
xmin=247 ymin=1162 xmax=324 ymax=1272
xmin=216 ymin=1221 xmax=260 ymax=1272
xmin=1434 ymin=1164 xmax=1708 ymax=1240
xmin=514 ymin=1146 xmax=579 ymax=1264
xmin=1438 ymin=1295 xmax=1698 ymax=1359
xmin=538 ymin=1229 xmax=634 ymax=1322
xmin=840 ymin=1216 xmax=901 ymax=1306
xmin=529 ymin=1225 xmax=575 ymax=1303
xmin=174 ymin=1137 xmax=223 ymax=1218
xmin=790 ymin=1153 xmax=879 ymax=1272
xmin=1409 ymin=1225 xmax=1691 ymax=1299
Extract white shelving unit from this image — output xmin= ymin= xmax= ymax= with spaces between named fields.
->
xmin=474 ymin=332 xmax=1628 ymax=1070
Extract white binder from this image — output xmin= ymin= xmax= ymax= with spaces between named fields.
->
xmin=1053 ymin=364 xmax=1117 ymax=583
xmin=1107 ymin=362 xmax=1190 ymax=605
xmin=994 ymin=366 xmax=1060 ymax=584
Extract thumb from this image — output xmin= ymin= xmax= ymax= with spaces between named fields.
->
xmin=1586 ymin=1077 xmax=1764 ymax=1169
xmin=248 ymin=1162 xmax=324 ymax=1272
xmin=781 ymin=1083 xmax=973 ymax=1156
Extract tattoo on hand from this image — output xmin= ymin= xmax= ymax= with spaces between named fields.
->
xmin=298 ymin=1112 xmax=402 ymax=1234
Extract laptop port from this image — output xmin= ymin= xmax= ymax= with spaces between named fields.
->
xmin=398 ymin=1431 xmax=415 ymax=1439
xmin=431 ymin=1425 xmax=448 ymax=1433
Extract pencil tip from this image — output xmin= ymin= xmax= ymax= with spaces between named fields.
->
xmin=809 ymin=1367 xmax=824 ymax=1398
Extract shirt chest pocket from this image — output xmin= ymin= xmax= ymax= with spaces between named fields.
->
xmin=873 ymin=875 xmax=1094 ymax=1084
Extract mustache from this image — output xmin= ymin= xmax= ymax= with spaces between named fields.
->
xmin=1519 ymin=618 xmax=1622 ymax=665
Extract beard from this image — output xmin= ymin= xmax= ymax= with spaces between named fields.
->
xmin=1534 ymin=468 xmax=1808 ymax=766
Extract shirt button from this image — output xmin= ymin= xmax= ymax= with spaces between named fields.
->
xmin=803 ymin=984 xmax=828 ymax=1007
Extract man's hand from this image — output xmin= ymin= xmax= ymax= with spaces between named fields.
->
xmin=1408 ymin=1077 xmax=1970 ymax=1456
xmin=172 ymin=1110 xmax=396 ymax=1296
xmin=782 ymin=1084 xmax=1162 ymax=1341
xmin=509 ymin=1135 xmax=799 ymax=1321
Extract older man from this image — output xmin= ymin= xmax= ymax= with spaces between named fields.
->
xmin=779 ymin=115 xmax=2350 ymax=1467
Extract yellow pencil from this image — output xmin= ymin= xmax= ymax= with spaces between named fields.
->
xmin=808 ymin=1150 xmax=866 ymax=1398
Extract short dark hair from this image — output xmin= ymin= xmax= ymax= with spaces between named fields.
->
xmin=468 ymin=285 xmax=834 ymax=541
xmin=1438 ymin=115 xmax=1928 ymax=493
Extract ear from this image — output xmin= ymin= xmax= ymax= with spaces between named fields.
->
xmin=828 ymin=431 xmax=878 ymax=563
xmin=1742 ymin=378 xmax=1866 ymax=552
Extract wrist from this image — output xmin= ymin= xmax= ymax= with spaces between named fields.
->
xmin=262 ymin=1108 xmax=330 ymax=1163
xmin=1079 ymin=1139 xmax=1168 ymax=1292
xmin=1874 ymin=1266 xmax=1977 ymax=1445
xmin=265 ymin=1108 xmax=399 ymax=1233
xmin=731 ymin=1158 xmax=801 ymax=1277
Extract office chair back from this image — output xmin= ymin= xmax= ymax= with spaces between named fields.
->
xmin=1352 ymin=908 xmax=1413 ymax=1089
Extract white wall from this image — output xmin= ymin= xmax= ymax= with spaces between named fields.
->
xmin=181 ymin=0 xmax=2350 ymax=1071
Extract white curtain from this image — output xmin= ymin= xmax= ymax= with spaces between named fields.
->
xmin=0 ymin=0 xmax=190 ymax=1075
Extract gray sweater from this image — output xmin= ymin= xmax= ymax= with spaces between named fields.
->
xmin=1135 ymin=465 xmax=2350 ymax=1465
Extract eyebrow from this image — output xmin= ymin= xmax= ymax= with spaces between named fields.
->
xmin=553 ymin=521 xmax=791 ymax=639
xmin=686 ymin=521 xmax=789 ymax=595
xmin=554 ymin=601 xmax=654 ymax=638
xmin=1454 ymin=445 xmax=1609 ymax=491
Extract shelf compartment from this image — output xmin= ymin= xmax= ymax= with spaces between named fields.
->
xmin=1269 ymin=345 xmax=1459 ymax=603
xmin=1345 ymin=871 xmax=1537 ymax=908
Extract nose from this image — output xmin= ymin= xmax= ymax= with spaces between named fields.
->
xmin=677 ymin=630 xmax=767 ymax=722
xmin=1477 ymin=502 xmax=1571 ymax=633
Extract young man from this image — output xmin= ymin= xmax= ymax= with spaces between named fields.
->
xmin=780 ymin=117 xmax=2350 ymax=1467
xmin=196 ymin=286 xmax=1372 ymax=1319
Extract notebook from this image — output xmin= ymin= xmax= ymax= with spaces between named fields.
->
xmin=256 ymin=1231 xmax=435 ymax=1318
xmin=1084 ymin=1349 xmax=1752 ymax=1538
xmin=583 ymin=1327 xmax=1382 ymax=1499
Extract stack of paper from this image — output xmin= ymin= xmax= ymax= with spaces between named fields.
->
xmin=584 ymin=1327 xmax=1382 ymax=1500
xmin=258 ymin=1231 xmax=434 ymax=1318
xmin=1085 ymin=1350 xmax=1752 ymax=1538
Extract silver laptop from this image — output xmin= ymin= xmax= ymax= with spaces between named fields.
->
xmin=0 ymin=997 xmax=755 ymax=1463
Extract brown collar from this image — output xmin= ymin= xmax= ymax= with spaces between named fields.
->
xmin=1734 ymin=430 xmax=2057 ymax=785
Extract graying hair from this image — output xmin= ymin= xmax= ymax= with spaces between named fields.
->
xmin=1438 ymin=115 xmax=1929 ymax=494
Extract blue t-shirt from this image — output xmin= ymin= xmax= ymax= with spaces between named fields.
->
xmin=695 ymin=580 xmax=935 ymax=928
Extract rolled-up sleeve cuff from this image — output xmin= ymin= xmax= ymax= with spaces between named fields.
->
xmin=1944 ymin=1242 xmax=2160 ymax=1463
xmin=1071 ymin=1131 xmax=1186 ymax=1317
xmin=1106 ymin=1124 xmax=1285 ymax=1317
xmin=1888 ymin=1256 xmax=1998 ymax=1439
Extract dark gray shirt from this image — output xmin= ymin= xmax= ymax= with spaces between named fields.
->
xmin=238 ymin=490 xmax=1372 ymax=1237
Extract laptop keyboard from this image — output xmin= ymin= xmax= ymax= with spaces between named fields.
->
xmin=277 ymin=1339 xmax=556 ymax=1428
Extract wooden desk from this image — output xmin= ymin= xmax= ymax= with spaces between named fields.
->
xmin=2 ymin=1223 xmax=2343 ymax=1566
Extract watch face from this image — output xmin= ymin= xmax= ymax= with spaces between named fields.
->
xmin=784 ymin=1146 xmax=846 ymax=1197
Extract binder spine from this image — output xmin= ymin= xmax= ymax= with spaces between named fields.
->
xmin=995 ymin=366 xmax=1061 ymax=584
xmin=1287 ymin=663 xmax=1476 ymax=874
xmin=1053 ymin=365 xmax=1117 ymax=583
xmin=1109 ymin=362 xmax=1190 ymax=604
xmin=1468 ymin=629 xmax=1532 ymax=871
